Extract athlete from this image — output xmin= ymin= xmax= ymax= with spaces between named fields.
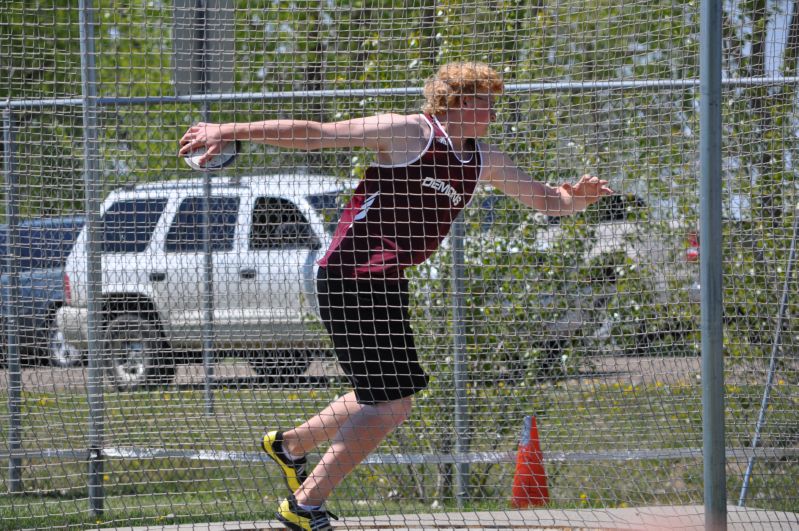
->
xmin=179 ymin=62 xmax=613 ymax=530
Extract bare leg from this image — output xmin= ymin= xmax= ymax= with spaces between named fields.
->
xmin=281 ymin=391 xmax=363 ymax=457
xmin=293 ymin=395 xmax=413 ymax=507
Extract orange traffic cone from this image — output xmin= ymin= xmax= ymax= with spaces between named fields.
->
xmin=511 ymin=415 xmax=549 ymax=508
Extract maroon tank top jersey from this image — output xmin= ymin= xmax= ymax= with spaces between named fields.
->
xmin=318 ymin=114 xmax=482 ymax=279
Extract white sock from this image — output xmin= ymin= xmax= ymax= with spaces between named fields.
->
xmin=297 ymin=502 xmax=321 ymax=511
xmin=284 ymin=448 xmax=304 ymax=462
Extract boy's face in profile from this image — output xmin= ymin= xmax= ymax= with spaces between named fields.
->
xmin=457 ymin=92 xmax=497 ymax=138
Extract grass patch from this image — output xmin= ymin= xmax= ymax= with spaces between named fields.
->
xmin=0 ymin=379 xmax=797 ymax=529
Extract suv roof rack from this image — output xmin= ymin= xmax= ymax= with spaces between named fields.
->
xmin=114 ymin=175 xmax=356 ymax=196
xmin=118 ymin=176 xmax=246 ymax=193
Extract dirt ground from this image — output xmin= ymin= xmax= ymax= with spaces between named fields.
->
xmin=0 ymin=355 xmax=706 ymax=393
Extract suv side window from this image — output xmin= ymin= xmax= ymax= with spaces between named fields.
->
xmin=102 ymin=199 xmax=169 ymax=254
xmin=250 ymin=197 xmax=319 ymax=250
xmin=165 ymin=196 xmax=240 ymax=253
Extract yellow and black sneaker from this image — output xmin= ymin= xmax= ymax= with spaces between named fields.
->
xmin=262 ymin=430 xmax=308 ymax=493
xmin=276 ymin=494 xmax=337 ymax=531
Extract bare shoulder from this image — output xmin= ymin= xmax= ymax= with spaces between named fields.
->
xmin=477 ymin=140 xmax=508 ymax=161
xmin=477 ymin=141 xmax=517 ymax=181
xmin=370 ymin=113 xmax=431 ymax=164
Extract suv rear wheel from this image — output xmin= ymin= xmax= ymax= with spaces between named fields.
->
xmin=104 ymin=314 xmax=175 ymax=390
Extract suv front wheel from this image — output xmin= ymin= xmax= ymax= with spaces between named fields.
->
xmin=104 ymin=314 xmax=175 ymax=390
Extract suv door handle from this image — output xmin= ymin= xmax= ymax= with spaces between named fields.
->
xmin=149 ymin=271 xmax=166 ymax=282
xmin=239 ymin=268 xmax=257 ymax=280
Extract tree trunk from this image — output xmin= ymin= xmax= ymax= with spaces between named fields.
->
xmin=302 ymin=2 xmax=328 ymax=169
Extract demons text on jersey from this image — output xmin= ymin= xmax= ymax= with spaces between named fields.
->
xmin=421 ymin=176 xmax=464 ymax=206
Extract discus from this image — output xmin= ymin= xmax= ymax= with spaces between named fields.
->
xmin=183 ymin=140 xmax=240 ymax=171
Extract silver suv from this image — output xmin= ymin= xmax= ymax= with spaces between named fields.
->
xmin=56 ymin=175 xmax=355 ymax=389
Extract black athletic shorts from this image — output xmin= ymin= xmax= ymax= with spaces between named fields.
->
xmin=316 ymin=267 xmax=429 ymax=405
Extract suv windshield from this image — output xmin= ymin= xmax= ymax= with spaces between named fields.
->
xmin=101 ymin=198 xmax=169 ymax=253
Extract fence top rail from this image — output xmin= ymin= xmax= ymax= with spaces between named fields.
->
xmin=4 ymin=76 xmax=799 ymax=111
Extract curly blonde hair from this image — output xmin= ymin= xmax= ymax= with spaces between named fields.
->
xmin=422 ymin=62 xmax=504 ymax=114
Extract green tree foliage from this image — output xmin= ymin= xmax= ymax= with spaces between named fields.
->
xmin=2 ymin=0 xmax=791 ymax=380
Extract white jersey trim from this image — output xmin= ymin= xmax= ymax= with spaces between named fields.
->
xmin=431 ymin=115 xmax=476 ymax=164
xmin=474 ymin=141 xmax=485 ymax=184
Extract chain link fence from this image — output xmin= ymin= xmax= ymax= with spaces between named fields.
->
xmin=1 ymin=0 xmax=798 ymax=529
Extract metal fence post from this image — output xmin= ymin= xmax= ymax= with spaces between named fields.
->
xmin=451 ymin=213 xmax=469 ymax=506
xmin=79 ymin=0 xmax=105 ymax=516
xmin=700 ymin=0 xmax=726 ymax=528
xmin=199 ymin=0 xmax=216 ymax=416
xmin=3 ymin=108 xmax=22 ymax=494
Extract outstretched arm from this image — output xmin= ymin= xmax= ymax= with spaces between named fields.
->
xmin=178 ymin=113 xmax=426 ymax=166
xmin=480 ymin=143 xmax=614 ymax=215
